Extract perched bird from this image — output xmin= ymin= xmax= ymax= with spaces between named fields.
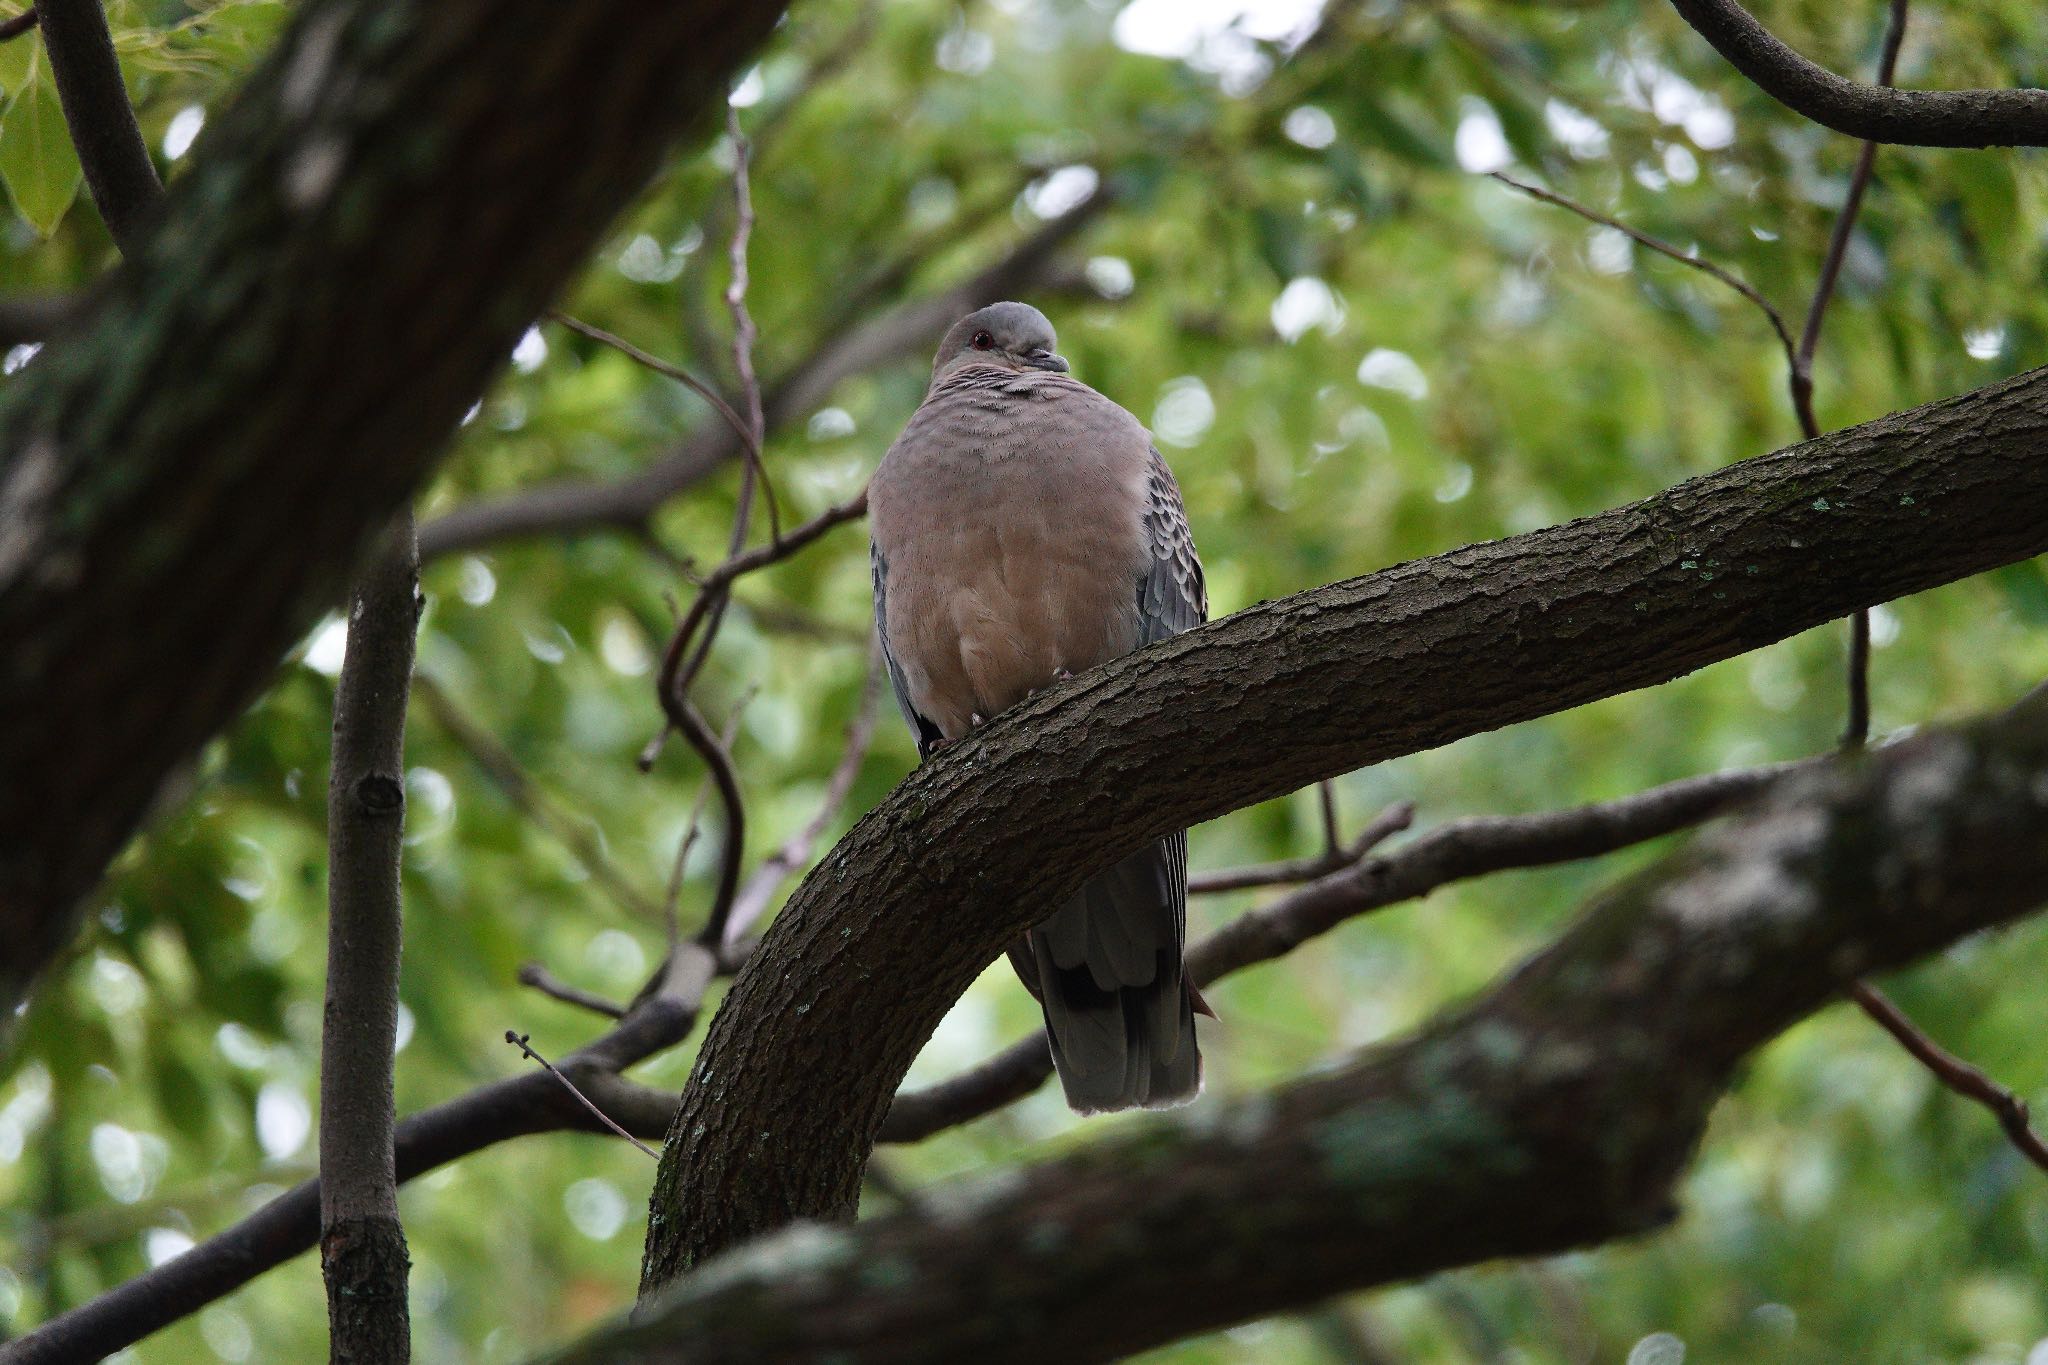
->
xmin=868 ymin=301 xmax=1209 ymax=1112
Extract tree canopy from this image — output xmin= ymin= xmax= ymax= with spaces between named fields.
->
xmin=2 ymin=0 xmax=2046 ymax=1361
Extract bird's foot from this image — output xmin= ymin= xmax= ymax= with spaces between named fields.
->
xmin=1026 ymin=668 xmax=1075 ymax=699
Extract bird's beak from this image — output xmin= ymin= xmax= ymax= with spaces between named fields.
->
xmin=1024 ymin=350 xmax=1069 ymax=373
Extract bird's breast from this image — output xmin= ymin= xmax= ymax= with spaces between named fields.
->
xmin=872 ymin=430 xmax=1149 ymax=738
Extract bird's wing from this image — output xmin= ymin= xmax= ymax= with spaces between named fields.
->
xmin=1135 ymin=444 xmax=1208 ymax=644
xmin=871 ymin=542 xmax=944 ymax=759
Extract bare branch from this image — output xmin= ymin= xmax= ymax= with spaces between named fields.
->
xmin=549 ymin=311 xmax=758 ymax=463
xmin=36 ymin=0 xmax=163 ymax=252
xmin=1665 ymin=0 xmax=2048 ymax=147
xmin=504 ymin=1031 xmax=659 ymax=1159
xmin=1190 ymin=799 xmax=1413 ymax=895
xmin=516 ymin=963 xmax=626 ymax=1020
xmin=1847 ymin=982 xmax=2048 ymax=1173
xmin=1487 ymin=171 xmax=1796 ymax=369
xmin=319 ymin=512 xmax=418 ymax=1363
xmin=0 ymin=9 xmax=38 ymax=41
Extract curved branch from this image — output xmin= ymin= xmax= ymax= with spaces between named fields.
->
xmin=640 ymin=362 xmax=2048 ymax=1284
xmin=1665 ymin=0 xmax=2048 ymax=147
xmin=586 ymin=694 xmax=2048 ymax=1363
xmin=34 ymin=0 xmax=163 ymax=251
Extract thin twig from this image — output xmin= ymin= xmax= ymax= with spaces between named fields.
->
xmin=1847 ymin=983 xmax=2048 ymax=1173
xmin=1792 ymin=0 xmax=1908 ymax=749
xmin=0 ymin=8 xmax=37 ymax=41
xmin=663 ymin=687 xmax=756 ymax=946
xmin=550 ymin=310 xmax=760 ymax=465
xmin=640 ymin=491 xmax=868 ymax=772
xmin=1191 ymin=800 xmax=1414 ymax=895
xmin=516 ymin=964 xmax=626 ymax=1020
xmin=505 ymin=1031 xmax=659 ymax=1158
xmin=724 ymin=103 xmax=778 ymax=542
xmin=1316 ymin=781 xmax=1342 ymax=861
xmin=1488 ymin=170 xmax=1798 ymax=369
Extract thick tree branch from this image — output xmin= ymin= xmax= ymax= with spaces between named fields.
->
xmin=319 ymin=513 xmax=418 ymax=1363
xmin=639 ymin=364 xmax=2048 ymax=1284
xmin=0 ymin=0 xmax=792 ymax=1018
xmin=0 ymin=945 xmax=719 ymax=1365
xmin=35 ymin=0 xmax=163 ymax=252
xmin=1665 ymin=0 xmax=2048 ymax=147
xmin=583 ymin=693 xmax=2048 ymax=1362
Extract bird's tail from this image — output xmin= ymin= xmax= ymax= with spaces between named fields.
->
xmin=1013 ymin=833 xmax=1202 ymax=1113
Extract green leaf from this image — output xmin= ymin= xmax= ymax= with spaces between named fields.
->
xmin=0 ymin=51 xmax=84 ymax=237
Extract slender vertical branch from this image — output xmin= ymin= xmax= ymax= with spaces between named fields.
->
xmin=1794 ymin=0 xmax=1907 ymax=749
xmin=35 ymin=0 xmax=163 ymax=252
xmin=321 ymin=512 xmax=419 ymax=1365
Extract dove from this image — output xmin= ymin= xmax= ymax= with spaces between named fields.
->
xmin=868 ymin=301 xmax=1208 ymax=1112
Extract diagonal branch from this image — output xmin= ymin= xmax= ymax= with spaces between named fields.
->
xmin=1664 ymin=0 xmax=2048 ymax=147
xmin=36 ymin=0 xmax=163 ymax=252
xmin=1846 ymin=982 xmax=2048 ymax=1172
xmin=590 ymin=690 xmax=2048 ymax=1363
xmin=639 ymin=361 xmax=2048 ymax=1284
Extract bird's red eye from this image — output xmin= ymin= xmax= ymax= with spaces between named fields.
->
xmin=971 ymin=331 xmax=995 ymax=350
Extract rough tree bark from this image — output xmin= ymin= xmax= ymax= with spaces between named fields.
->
xmin=639 ymin=363 xmax=2048 ymax=1288
xmin=588 ymin=690 xmax=2048 ymax=1362
xmin=320 ymin=513 xmax=419 ymax=1364
xmin=0 ymin=0 xmax=790 ymax=1020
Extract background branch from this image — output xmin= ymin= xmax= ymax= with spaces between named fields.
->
xmin=318 ymin=512 xmax=419 ymax=1364
xmin=1665 ymin=0 xmax=2048 ymax=146
xmin=35 ymin=0 xmax=163 ymax=252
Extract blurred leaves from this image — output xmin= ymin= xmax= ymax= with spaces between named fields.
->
xmin=2 ymin=0 xmax=2046 ymax=1360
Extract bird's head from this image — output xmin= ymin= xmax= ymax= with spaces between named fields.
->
xmin=931 ymin=301 xmax=1069 ymax=382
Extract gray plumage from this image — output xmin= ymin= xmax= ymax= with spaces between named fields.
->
xmin=869 ymin=301 xmax=1208 ymax=1113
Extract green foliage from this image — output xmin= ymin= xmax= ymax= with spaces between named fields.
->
xmin=3 ymin=0 xmax=2047 ymax=1361
xmin=0 ymin=49 xmax=83 ymax=238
